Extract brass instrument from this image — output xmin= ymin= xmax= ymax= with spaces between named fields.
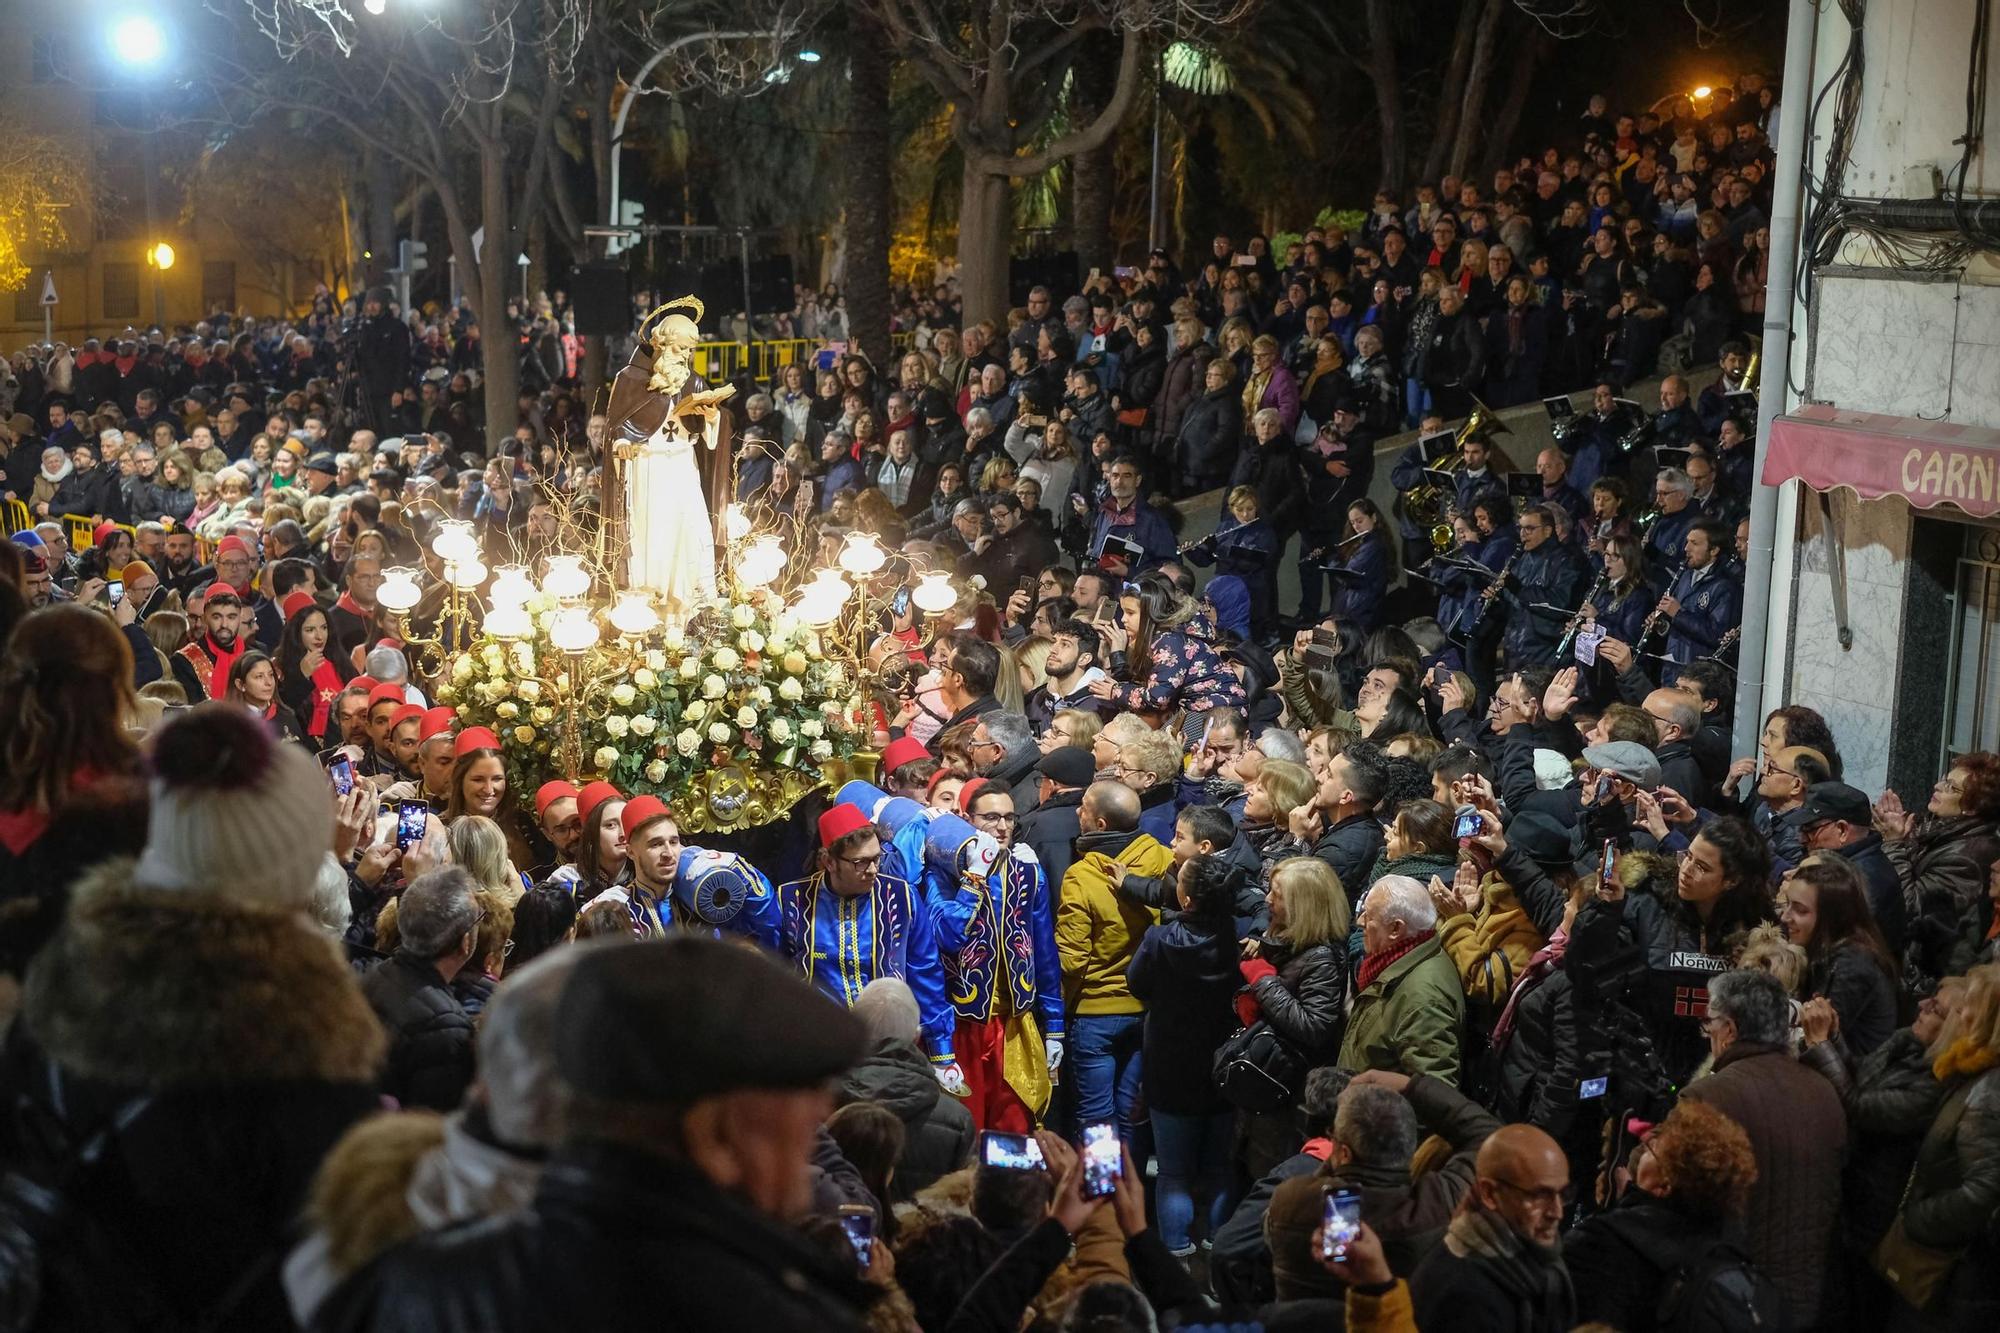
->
xmin=1628 ymin=507 xmax=1662 ymax=541
xmin=1739 ymin=351 xmax=1760 ymax=396
xmin=1614 ymin=407 xmax=1655 ymax=455
xmin=1405 ymin=398 xmax=1513 ymax=553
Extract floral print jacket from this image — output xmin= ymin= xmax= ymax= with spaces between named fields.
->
xmin=1112 ymin=611 xmax=1247 ymax=716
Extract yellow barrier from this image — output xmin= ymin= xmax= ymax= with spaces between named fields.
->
xmin=56 ymin=515 xmax=136 ymax=551
xmin=2 ymin=497 xmax=29 ymax=535
xmin=688 ymin=332 xmax=923 ymax=384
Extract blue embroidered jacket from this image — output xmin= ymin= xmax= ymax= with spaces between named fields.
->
xmin=776 ymin=870 xmax=957 ymax=1062
xmin=930 ymin=844 xmax=1065 ymax=1038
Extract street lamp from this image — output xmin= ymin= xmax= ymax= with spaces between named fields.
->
xmin=147 ymin=242 xmax=175 ymax=271
xmin=109 ymin=15 xmax=166 ymax=69
xmin=1693 ymin=85 xmax=1714 ymax=100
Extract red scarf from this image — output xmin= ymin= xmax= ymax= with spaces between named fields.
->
xmin=333 ymin=591 xmax=371 ymax=621
xmin=0 ymin=767 xmax=103 ymax=856
xmin=1356 ymin=928 xmax=1436 ymax=992
xmin=202 ymin=634 xmax=245 ymax=698
xmin=306 ymin=657 xmax=345 ymax=736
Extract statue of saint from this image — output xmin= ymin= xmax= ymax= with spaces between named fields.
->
xmin=602 ymin=297 xmax=736 ymax=613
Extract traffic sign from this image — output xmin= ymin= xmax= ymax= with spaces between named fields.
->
xmin=39 ymin=271 xmax=57 ymax=306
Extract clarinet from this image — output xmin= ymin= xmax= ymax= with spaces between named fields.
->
xmin=1556 ymin=571 xmax=1611 ymax=658
xmin=1466 ymin=548 xmax=1520 ymax=638
xmin=1638 ymin=566 xmax=1684 ymax=645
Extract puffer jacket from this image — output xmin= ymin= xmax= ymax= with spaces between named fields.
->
xmin=1247 ymin=934 xmax=1350 ymax=1067
xmin=1806 ymin=939 xmax=1899 ymax=1058
xmin=1892 ymin=1050 xmax=2000 ymax=1318
xmin=1801 ymin=1027 xmax=1944 ymax=1248
xmin=1436 ymin=873 xmax=1548 ymax=1019
xmin=1886 ymin=814 xmax=2000 ymax=988
xmin=359 ymin=951 xmax=477 ymax=1113
xmin=1110 ymin=611 xmax=1247 ymax=718
xmin=835 ymin=1036 xmax=976 ymax=1198
xmin=1054 ymin=828 xmax=1174 ymax=1015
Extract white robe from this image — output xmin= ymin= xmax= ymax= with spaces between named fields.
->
xmin=626 ymin=418 xmax=717 ymax=612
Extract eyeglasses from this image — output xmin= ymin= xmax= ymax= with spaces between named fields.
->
xmin=1489 ymin=1178 xmax=1571 ymax=1210
xmin=972 ymin=812 xmax=1018 ymax=825
xmin=836 ymin=854 xmax=881 ymax=870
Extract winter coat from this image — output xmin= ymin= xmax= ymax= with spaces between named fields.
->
xmin=1 ymin=858 xmax=382 ymax=1332
xmin=1308 ymin=813 xmax=1386 ymax=898
xmin=48 ymin=461 xmax=124 ymax=521
xmin=1834 ymin=831 xmax=1908 ymax=961
xmin=1127 ymin=917 xmax=1242 ymax=1113
xmin=1265 ymin=1074 xmax=1497 ymax=1300
xmin=1408 ymin=1205 xmax=1575 ymax=1333
xmin=1800 ymin=1027 xmax=1943 ymax=1249
xmin=1682 ymin=1039 xmax=1847 ymax=1326
xmin=1891 ymin=1049 xmax=2000 ymax=1316
xmin=1886 ymin=814 xmax=2000 ymax=988
xmin=1110 ymin=611 xmax=1247 ymax=718
xmin=835 ymin=1036 xmax=977 ymax=1197
xmin=1563 ymin=1190 xmax=1733 ymax=1333
xmin=1054 ymin=828 xmax=1174 ymax=1015
xmin=1437 ymin=873 xmax=1548 ymax=1020
xmin=1338 ymin=934 xmax=1466 ymax=1085
xmin=1248 ymin=934 xmax=1350 ymax=1067
xmin=1807 ymin=939 xmax=1899 ymax=1058
xmin=1229 ymin=433 xmax=1307 ymax=534
xmin=1155 ymin=341 xmax=1217 ymax=442
xmin=1175 ymin=385 xmax=1246 ymax=491
xmin=359 ymin=950 xmax=478 ymax=1113
xmin=1017 ymin=785 xmax=1084 ymax=891
xmin=308 ymin=1142 xmax=871 ymax=1333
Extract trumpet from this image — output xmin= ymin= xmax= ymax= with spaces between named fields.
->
xmin=1405 ymin=399 xmax=1510 ymax=554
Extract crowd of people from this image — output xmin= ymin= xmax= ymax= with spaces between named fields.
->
xmin=2 ymin=72 xmax=1994 ymax=1333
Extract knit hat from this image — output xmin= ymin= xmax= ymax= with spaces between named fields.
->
xmin=621 ymin=795 xmax=674 ymax=839
xmin=577 ymin=781 xmax=623 ymax=825
xmin=121 ymin=560 xmax=154 ymax=587
xmin=418 ymin=706 xmax=456 ymax=743
xmin=534 ymin=780 xmax=579 ymax=819
xmin=349 ymin=675 xmax=379 ymax=694
xmin=454 ymin=726 xmax=502 ymax=756
xmin=818 ymin=803 xmax=871 ymax=847
xmin=280 ymin=591 xmax=316 ymax=620
xmin=881 ymin=736 xmax=930 ymax=774
xmin=134 ymin=704 xmax=334 ymax=907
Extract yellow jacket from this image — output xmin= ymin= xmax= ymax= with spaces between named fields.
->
xmin=1055 ymin=831 xmax=1173 ymax=1015
xmin=1436 ymin=870 xmax=1547 ymax=1015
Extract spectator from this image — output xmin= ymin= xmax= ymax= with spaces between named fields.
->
xmin=1340 ymin=874 xmax=1467 ymax=1084
xmin=1408 ymin=1121 xmax=1574 ymax=1333
xmin=359 ymin=864 xmax=481 ymax=1113
xmin=837 ymin=977 xmax=977 ymax=1199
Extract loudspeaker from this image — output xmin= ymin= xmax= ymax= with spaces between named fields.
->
xmin=569 ymin=263 xmax=630 ymax=336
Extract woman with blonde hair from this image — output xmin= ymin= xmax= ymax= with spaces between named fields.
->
xmin=1241 ymin=758 xmax=1316 ymax=886
xmin=1012 ymin=633 xmax=1052 ymax=699
xmin=449 ymin=814 xmax=527 ymax=906
xmin=1038 ymin=706 xmax=1101 ymax=756
xmin=1237 ymin=856 xmax=1351 ymax=1177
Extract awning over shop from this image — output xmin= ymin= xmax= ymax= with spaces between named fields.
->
xmin=1765 ymin=403 xmax=2000 ymax=518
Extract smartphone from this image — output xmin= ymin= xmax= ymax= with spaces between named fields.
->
xmin=1080 ymin=1123 xmax=1122 ymax=1200
xmin=1451 ymin=804 xmax=1483 ymax=840
xmin=891 ymin=586 xmax=912 ymax=618
xmin=1578 ymin=1076 xmax=1610 ymax=1100
xmin=1593 ymin=771 xmax=1616 ymax=805
xmin=395 ymin=800 xmax=429 ymax=852
xmin=107 ymin=580 xmax=123 ymax=604
xmin=1309 ymin=628 xmax=1341 ymax=649
xmin=1016 ymin=575 xmax=1036 ymax=598
xmin=837 ymin=1204 xmax=874 ymax=1269
xmin=1599 ymin=839 xmax=1619 ymax=889
xmin=139 ymin=583 xmax=169 ymax=620
xmin=328 ymin=756 xmax=356 ymax=796
xmin=1321 ymin=1188 xmax=1362 ymax=1262
xmin=978 ymin=1130 xmax=1046 ymax=1170
xmin=1092 ymin=599 xmax=1114 ymax=626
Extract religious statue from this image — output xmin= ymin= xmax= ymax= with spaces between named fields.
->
xmin=602 ymin=296 xmax=736 ymax=613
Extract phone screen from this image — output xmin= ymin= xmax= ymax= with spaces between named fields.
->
xmin=329 ymin=757 xmax=356 ymax=796
xmin=107 ymin=580 xmax=123 ymax=604
xmin=1322 ymin=1188 xmax=1362 ymax=1261
xmin=837 ymin=1205 xmax=874 ymax=1268
xmin=1451 ymin=805 xmax=1483 ymax=840
xmin=396 ymin=800 xmax=428 ymax=852
xmin=891 ymin=586 xmax=912 ymax=618
xmin=978 ymin=1131 xmax=1045 ymax=1171
xmin=1080 ymin=1123 xmax=1122 ymax=1200
xmin=1579 ymin=1076 xmax=1610 ymax=1100
xmin=1593 ymin=771 xmax=1616 ymax=805
xmin=1599 ymin=839 xmax=1619 ymax=889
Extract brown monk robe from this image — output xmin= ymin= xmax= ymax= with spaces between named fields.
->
xmin=600 ymin=333 xmax=736 ymax=559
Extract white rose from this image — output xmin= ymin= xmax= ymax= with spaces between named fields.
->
xmin=644 ymin=759 xmax=668 ymax=783
xmin=779 ymin=677 xmax=804 ymax=701
xmin=702 ymin=674 xmax=726 ymax=700
xmin=825 ymin=664 xmax=846 ymax=689
xmin=487 ymin=659 xmax=506 ymax=680
xmin=739 ymin=629 xmax=765 ymax=654
xmin=782 ymin=651 xmax=809 ymax=675
xmin=753 ymin=685 xmax=772 ymax=706
xmin=732 ymin=603 xmax=757 ymax=628
xmin=517 ymin=679 xmax=541 ymax=701
xmin=610 ymin=683 xmax=637 ymax=708
xmin=514 ymin=725 xmax=536 ymax=744
xmin=663 ymin=624 xmax=686 ymax=651
xmin=633 ymin=667 xmax=658 ymax=690
xmin=645 ymin=650 xmax=668 ymax=672
xmin=968 ymin=574 xmax=986 ymax=591
xmin=593 ymin=745 xmax=619 ymax=771
xmin=676 ymin=728 xmax=700 ymax=756
xmin=631 ymin=715 xmax=656 ymax=737
xmin=771 ymin=611 xmax=799 ymax=640
xmin=769 ymin=717 xmax=792 ymax=743
xmin=800 ymin=718 xmax=824 ymax=739
xmin=495 ymin=701 xmax=519 ymax=720
xmin=451 ymin=656 xmax=474 ymax=684
xmin=684 ymin=699 xmax=708 ymax=722
xmin=736 ymin=705 xmax=758 ymax=729
xmin=531 ymin=706 xmax=554 ymax=725
xmin=810 ymin=740 xmax=833 ymax=762
xmin=711 ymin=646 xmax=740 ymax=671
xmin=707 ymin=721 xmax=732 ymax=745
xmin=679 ymin=658 xmax=700 ymax=680
xmin=605 ymin=715 xmax=630 ymax=739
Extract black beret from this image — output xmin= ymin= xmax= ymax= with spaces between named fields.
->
xmin=1036 ymin=745 xmax=1096 ymax=789
xmin=555 ymin=936 xmax=865 ymax=1103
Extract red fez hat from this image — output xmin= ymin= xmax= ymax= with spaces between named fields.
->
xmin=366 ymin=682 xmax=406 ymax=712
xmin=881 ymin=736 xmax=930 ymax=774
xmin=577 ymin=780 xmax=623 ymax=824
xmin=350 ymin=675 xmax=378 ymax=693
xmin=621 ymin=795 xmax=674 ymax=838
xmin=534 ymin=780 xmax=580 ymax=819
xmin=214 ymin=535 xmax=253 ymax=561
xmin=280 ymin=591 xmax=316 ymax=620
xmin=418 ymin=706 xmax=456 ymax=743
xmin=93 ymin=520 xmax=121 ymax=546
xmin=387 ymin=703 xmax=427 ymax=732
xmin=453 ymin=726 xmax=502 ymax=757
xmin=956 ymin=777 xmax=993 ymax=814
xmin=818 ymin=802 xmax=872 ymax=848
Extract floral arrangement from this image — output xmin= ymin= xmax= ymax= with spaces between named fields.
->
xmin=434 ymin=586 xmax=867 ymax=803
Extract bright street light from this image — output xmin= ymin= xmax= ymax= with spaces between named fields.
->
xmin=797 ymin=48 xmax=822 ymax=63
xmin=148 ymin=242 xmax=175 ymax=270
xmin=110 ymin=14 xmax=166 ymax=68
xmin=1692 ymin=85 xmax=1713 ymax=100
xmin=363 ymin=0 xmax=387 ymax=14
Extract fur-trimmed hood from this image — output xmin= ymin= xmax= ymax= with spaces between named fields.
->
xmin=22 ymin=857 xmax=385 ymax=1088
